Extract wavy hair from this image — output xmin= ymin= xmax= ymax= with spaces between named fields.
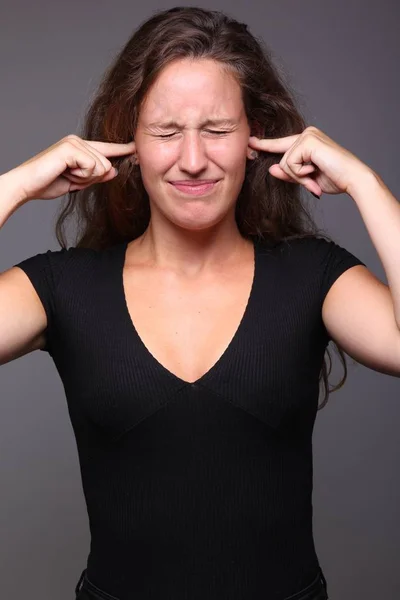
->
xmin=55 ymin=6 xmax=352 ymax=409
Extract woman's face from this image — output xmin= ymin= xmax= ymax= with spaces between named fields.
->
xmin=134 ymin=58 xmax=255 ymax=231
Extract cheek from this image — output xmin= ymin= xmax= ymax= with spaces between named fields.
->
xmin=140 ymin=148 xmax=171 ymax=178
xmin=209 ymin=140 xmax=247 ymax=169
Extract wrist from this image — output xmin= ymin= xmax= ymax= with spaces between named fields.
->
xmin=0 ymin=169 xmax=29 ymax=208
xmin=346 ymin=166 xmax=382 ymax=201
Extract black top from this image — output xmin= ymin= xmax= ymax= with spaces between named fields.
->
xmin=14 ymin=236 xmax=365 ymax=599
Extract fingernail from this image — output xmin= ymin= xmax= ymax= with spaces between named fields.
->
xmin=311 ymin=192 xmax=320 ymax=199
xmin=114 ymin=168 xmax=119 ymax=176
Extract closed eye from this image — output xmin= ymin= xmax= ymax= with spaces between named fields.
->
xmin=158 ymin=130 xmax=230 ymax=138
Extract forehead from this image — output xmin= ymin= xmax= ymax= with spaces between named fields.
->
xmin=139 ymin=59 xmax=244 ymax=125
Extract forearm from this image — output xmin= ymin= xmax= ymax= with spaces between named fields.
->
xmin=0 ymin=170 xmax=27 ymax=228
xmin=348 ymin=169 xmax=400 ymax=330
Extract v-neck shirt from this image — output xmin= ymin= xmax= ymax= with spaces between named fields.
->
xmin=117 ymin=238 xmax=257 ymax=388
xmin=14 ymin=235 xmax=365 ymax=599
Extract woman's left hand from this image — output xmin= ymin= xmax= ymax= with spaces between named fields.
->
xmin=248 ymin=126 xmax=373 ymax=198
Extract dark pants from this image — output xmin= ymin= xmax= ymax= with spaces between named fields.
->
xmin=75 ymin=567 xmax=329 ymax=600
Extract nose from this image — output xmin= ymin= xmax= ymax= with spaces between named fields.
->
xmin=177 ymin=131 xmax=208 ymax=174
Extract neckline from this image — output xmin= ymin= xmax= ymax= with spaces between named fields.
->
xmin=117 ymin=238 xmax=259 ymax=388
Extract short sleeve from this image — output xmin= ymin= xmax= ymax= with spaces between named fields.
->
xmin=13 ymin=247 xmax=73 ymax=354
xmin=284 ymin=236 xmax=367 ymax=344
xmin=317 ymin=238 xmax=367 ymax=302
xmin=309 ymin=237 xmax=367 ymax=343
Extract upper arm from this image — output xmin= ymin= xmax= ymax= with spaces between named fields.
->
xmin=322 ymin=264 xmax=400 ymax=377
xmin=0 ymin=266 xmax=48 ymax=365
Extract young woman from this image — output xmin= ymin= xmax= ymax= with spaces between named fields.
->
xmin=1 ymin=6 xmax=399 ymax=600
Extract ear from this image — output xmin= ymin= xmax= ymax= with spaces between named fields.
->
xmin=127 ymin=137 xmax=139 ymax=165
xmin=249 ymin=120 xmax=264 ymax=139
xmin=246 ymin=147 xmax=258 ymax=160
xmin=246 ymin=120 xmax=263 ymax=159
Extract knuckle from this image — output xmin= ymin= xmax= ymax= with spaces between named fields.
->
xmin=97 ymin=162 xmax=107 ymax=176
xmin=79 ymin=158 xmax=96 ymax=174
xmin=64 ymin=139 xmax=80 ymax=152
xmin=64 ymin=134 xmax=80 ymax=141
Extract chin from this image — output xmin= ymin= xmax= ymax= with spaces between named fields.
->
xmin=168 ymin=207 xmax=226 ymax=231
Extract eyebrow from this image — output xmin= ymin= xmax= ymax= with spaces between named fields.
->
xmin=146 ymin=118 xmax=238 ymax=130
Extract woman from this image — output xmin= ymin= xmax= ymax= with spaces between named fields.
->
xmin=1 ymin=6 xmax=399 ymax=600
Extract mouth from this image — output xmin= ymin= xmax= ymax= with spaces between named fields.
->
xmin=169 ymin=180 xmax=220 ymax=196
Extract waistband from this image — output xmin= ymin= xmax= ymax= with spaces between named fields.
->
xmin=75 ymin=565 xmax=328 ymax=599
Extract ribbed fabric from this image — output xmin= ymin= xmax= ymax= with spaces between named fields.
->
xmin=14 ymin=236 xmax=365 ymax=599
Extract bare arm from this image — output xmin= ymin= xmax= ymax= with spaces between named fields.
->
xmin=0 ymin=170 xmax=27 ymax=228
xmin=0 ymin=135 xmax=136 ymax=365
xmin=0 ymin=172 xmax=47 ymax=365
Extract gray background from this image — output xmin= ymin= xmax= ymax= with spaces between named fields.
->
xmin=1 ymin=0 xmax=399 ymax=598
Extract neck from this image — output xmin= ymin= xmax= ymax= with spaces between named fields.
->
xmin=129 ymin=220 xmax=252 ymax=277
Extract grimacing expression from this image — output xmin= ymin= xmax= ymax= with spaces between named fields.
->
xmin=134 ymin=58 xmax=254 ymax=231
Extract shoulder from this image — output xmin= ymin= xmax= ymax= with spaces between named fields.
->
xmin=272 ymin=235 xmax=364 ymax=269
xmin=13 ymin=245 xmax=104 ymax=296
xmin=14 ymin=244 xmax=98 ymax=273
xmin=255 ymin=234 xmax=366 ymax=294
xmin=256 ymin=234 xmax=335 ymax=262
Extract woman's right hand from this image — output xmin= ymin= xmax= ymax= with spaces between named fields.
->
xmin=5 ymin=134 xmax=137 ymax=202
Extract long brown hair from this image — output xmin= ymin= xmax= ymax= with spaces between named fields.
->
xmin=55 ymin=6 xmax=351 ymax=409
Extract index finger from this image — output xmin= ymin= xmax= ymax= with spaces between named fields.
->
xmin=248 ymin=134 xmax=300 ymax=153
xmin=86 ymin=140 xmax=136 ymax=157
